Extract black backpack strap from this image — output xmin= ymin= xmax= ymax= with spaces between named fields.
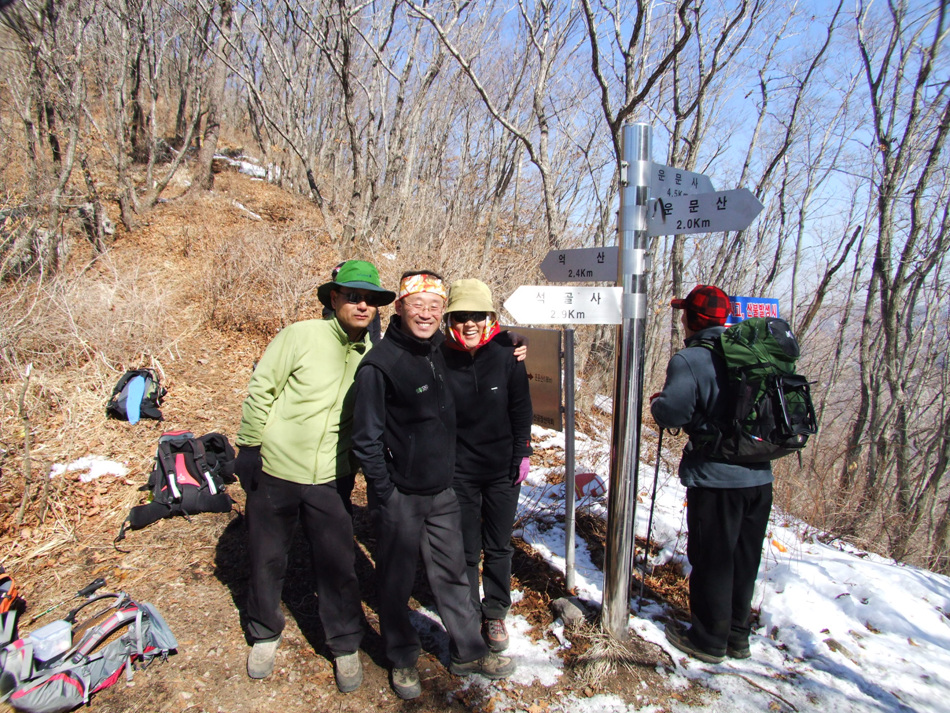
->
xmin=199 ymin=433 xmax=236 ymax=483
xmin=180 ymin=484 xmax=201 ymax=515
xmin=188 ymin=438 xmax=219 ymax=495
xmin=155 ymin=442 xmax=182 ymax=501
xmin=138 ymin=401 xmax=164 ymax=421
xmin=137 ymin=370 xmax=164 ymax=420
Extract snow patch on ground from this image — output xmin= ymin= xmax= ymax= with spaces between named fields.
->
xmin=49 ymin=456 xmax=128 ymax=483
xmin=509 ymin=425 xmax=950 ymax=712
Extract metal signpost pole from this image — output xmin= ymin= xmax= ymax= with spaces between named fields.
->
xmin=602 ymin=122 xmax=652 ymax=639
xmin=563 ymin=328 xmax=577 ymax=591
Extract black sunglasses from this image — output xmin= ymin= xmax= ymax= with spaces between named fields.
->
xmin=450 ymin=311 xmax=488 ymax=323
xmin=338 ymin=290 xmax=382 ymax=306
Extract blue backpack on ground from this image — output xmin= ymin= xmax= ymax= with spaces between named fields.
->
xmin=105 ymin=369 xmax=166 ymax=423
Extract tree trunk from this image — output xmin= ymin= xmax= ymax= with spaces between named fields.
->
xmin=190 ymin=1 xmax=233 ymax=192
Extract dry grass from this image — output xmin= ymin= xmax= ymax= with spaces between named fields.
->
xmin=568 ymin=620 xmax=669 ymax=686
xmin=206 ymin=224 xmax=331 ymax=336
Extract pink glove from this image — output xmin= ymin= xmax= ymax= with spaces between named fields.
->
xmin=515 ymin=457 xmax=530 ymax=485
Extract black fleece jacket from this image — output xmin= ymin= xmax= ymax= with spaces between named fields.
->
xmin=443 ymin=338 xmax=533 ymax=479
xmin=352 ymin=317 xmax=456 ymax=501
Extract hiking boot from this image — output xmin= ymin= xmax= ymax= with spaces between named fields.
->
xmin=664 ymin=623 xmax=724 ymax=664
xmin=246 ymin=636 xmax=281 ymax=679
xmin=726 ymin=640 xmax=751 ymax=659
xmin=334 ymin=652 xmax=363 ymax=693
xmin=449 ymin=651 xmax=516 ymax=679
xmin=483 ymin=618 xmax=509 ymax=652
xmin=390 ymin=666 xmax=421 ymax=700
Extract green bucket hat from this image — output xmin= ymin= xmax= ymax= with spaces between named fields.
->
xmin=317 ymin=260 xmax=396 ymax=308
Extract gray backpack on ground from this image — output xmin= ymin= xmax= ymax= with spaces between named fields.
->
xmin=0 ymin=597 xmax=177 ymax=713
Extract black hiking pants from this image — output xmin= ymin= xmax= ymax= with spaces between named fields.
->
xmin=245 ymin=472 xmax=364 ymax=657
xmin=685 ymin=483 xmax=772 ymax=656
xmin=453 ymin=472 xmax=521 ymax=620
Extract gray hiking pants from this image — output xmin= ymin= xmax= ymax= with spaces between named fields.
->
xmin=375 ymin=487 xmax=488 ymax=668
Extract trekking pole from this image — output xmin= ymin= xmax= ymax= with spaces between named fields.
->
xmin=639 ymin=429 xmax=663 ymax=603
xmin=26 ymin=578 xmax=106 ymax=625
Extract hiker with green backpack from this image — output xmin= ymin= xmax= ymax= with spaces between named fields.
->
xmin=651 ymin=284 xmax=815 ymax=665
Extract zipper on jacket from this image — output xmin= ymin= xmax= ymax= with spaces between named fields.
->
xmin=427 ymin=354 xmax=448 ymax=413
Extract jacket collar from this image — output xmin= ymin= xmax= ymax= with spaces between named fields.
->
xmin=328 ymin=315 xmax=370 ymax=352
xmin=684 ymin=324 xmax=726 ymax=347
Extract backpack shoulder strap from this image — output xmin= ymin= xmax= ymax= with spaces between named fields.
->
xmin=687 ymin=336 xmax=722 ymax=359
xmin=154 ymin=441 xmax=182 ymax=501
xmin=187 ymin=439 xmax=220 ymax=495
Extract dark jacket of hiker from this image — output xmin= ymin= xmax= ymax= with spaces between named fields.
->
xmin=352 ymin=316 xmax=456 ymax=501
xmin=651 ymin=325 xmax=772 ymax=489
xmin=443 ymin=339 xmax=532 ymax=478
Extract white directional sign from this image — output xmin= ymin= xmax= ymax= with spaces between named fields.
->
xmin=540 ymin=246 xmax=619 ymax=282
xmin=648 ymin=188 xmax=763 ymax=237
xmin=651 ymin=163 xmax=715 ymax=197
xmin=504 ymin=286 xmax=622 ymax=325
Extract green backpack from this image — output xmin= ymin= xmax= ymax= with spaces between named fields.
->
xmin=693 ymin=317 xmax=818 ymax=463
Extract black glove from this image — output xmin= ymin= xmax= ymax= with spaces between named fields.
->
xmin=235 ymin=445 xmax=263 ymax=492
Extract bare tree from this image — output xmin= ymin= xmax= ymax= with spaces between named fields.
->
xmin=0 ymin=0 xmax=91 ymax=277
xmin=190 ymin=0 xmax=235 ymax=191
xmin=835 ymin=0 xmax=950 ymax=562
xmin=410 ymin=0 xmax=590 ymax=248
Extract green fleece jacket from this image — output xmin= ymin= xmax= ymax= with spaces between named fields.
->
xmin=236 ymin=317 xmax=370 ymax=485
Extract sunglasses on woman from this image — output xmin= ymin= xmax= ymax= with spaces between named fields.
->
xmin=450 ymin=311 xmax=488 ymax=323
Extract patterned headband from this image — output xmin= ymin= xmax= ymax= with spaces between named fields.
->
xmin=398 ymin=273 xmax=447 ymax=300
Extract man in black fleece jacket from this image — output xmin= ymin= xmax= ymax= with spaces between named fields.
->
xmin=351 ymin=270 xmax=516 ymax=700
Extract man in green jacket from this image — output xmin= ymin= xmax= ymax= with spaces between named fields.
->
xmin=234 ymin=260 xmax=395 ymax=693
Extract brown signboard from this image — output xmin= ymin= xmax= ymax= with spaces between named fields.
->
xmin=507 ymin=326 xmax=562 ymax=432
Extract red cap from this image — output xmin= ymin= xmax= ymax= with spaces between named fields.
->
xmin=671 ymin=285 xmax=730 ymax=331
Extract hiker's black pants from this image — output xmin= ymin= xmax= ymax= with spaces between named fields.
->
xmin=245 ymin=472 xmax=363 ymax=657
xmin=375 ymin=487 xmax=488 ymax=668
xmin=453 ymin=472 xmax=521 ymax=620
xmin=686 ymin=483 xmax=772 ymax=656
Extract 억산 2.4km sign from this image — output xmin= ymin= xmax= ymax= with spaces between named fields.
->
xmin=539 ymin=247 xmax=619 ymax=282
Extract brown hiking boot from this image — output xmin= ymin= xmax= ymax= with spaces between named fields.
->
xmin=482 ymin=618 xmax=509 ymax=652
xmin=449 ymin=651 xmax=516 ymax=679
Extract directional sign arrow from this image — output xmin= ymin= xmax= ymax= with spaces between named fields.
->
xmin=540 ymin=246 xmax=619 ymax=282
xmin=504 ymin=286 xmax=622 ymax=325
xmin=651 ymin=163 xmax=715 ymax=197
xmin=648 ymin=188 xmax=763 ymax=237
